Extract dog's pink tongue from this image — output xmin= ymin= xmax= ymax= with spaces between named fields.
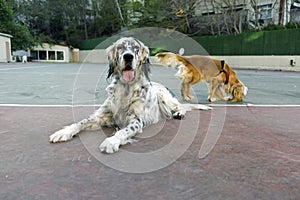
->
xmin=122 ymin=70 xmax=135 ymax=82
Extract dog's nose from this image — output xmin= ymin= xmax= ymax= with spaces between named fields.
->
xmin=123 ymin=54 xmax=134 ymax=62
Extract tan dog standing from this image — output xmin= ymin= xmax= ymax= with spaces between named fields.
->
xmin=156 ymin=52 xmax=248 ymax=102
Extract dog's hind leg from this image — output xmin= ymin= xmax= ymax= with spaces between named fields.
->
xmin=49 ymin=100 xmax=114 ymax=143
xmin=180 ymin=81 xmax=189 ymax=101
xmin=172 ymin=99 xmax=212 ymax=119
xmin=157 ymin=84 xmax=212 ymax=120
xmin=186 ymin=82 xmax=194 ymax=100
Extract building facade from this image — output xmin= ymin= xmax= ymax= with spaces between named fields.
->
xmin=29 ymin=43 xmax=78 ymax=62
xmin=290 ymin=0 xmax=300 ymax=22
xmin=0 ymin=33 xmax=12 ymax=63
xmin=194 ymin=0 xmax=296 ymax=34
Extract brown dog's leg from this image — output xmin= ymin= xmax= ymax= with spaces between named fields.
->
xmin=215 ymin=87 xmax=230 ymax=101
xmin=207 ymin=80 xmax=219 ymax=102
xmin=180 ymin=81 xmax=189 ymax=101
xmin=208 ymin=76 xmax=224 ymax=102
xmin=208 ymin=81 xmax=218 ymax=102
xmin=207 ymin=80 xmax=213 ymax=101
xmin=186 ymin=82 xmax=194 ymax=100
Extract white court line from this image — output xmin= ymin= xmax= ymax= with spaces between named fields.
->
xmin=208 ymin=104 xmax=300 ymax=107
xmin=0 ymin=104 xmax=96 ymax=107
xmin=0 ymin=65 xmax=49 ymax=71
xmin=0 ymin=104 xmax=299 ymax=107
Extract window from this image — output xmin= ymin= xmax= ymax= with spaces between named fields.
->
xmin=31 ymin=50 xmax=38 ymax=60
xmin=57 ymin=51 xmax=64 ymax=60
xmin=30 ymin=48 xmax=66 ymax=61
xmin=258 ymin=4 xmax=273 ymax=20
xmin=49 ymin=51 xmax=56 ymax=60
xmin=202 ymin=11 xmax=215 ymax=16
xmin=39 ymin=50 xmax=47 ymax=60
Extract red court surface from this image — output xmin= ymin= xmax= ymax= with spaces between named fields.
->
xmin=1 ymin=105 xmax=299 ymax=200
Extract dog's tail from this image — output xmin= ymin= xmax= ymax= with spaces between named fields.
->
xmin=156 ymin=52 xmax=187 ymax=68
xmin=181 ymin=103 xmax=212 ymax=111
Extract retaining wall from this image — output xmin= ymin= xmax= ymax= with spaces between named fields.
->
xmin=79 ymin=50 xmax=300 ymax=71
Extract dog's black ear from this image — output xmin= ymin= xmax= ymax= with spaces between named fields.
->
xmin=139 ymin=41 xmax=151 ymax=81
xmin=106 ymin=44 xmax=116 ymax=79
xmin=107 ymin=63 xmax=115 ymax=79
xmin=141 ymin=44 xmax=150 ymax=61
xmin=142 ymin=57 xmax=151 ymax=81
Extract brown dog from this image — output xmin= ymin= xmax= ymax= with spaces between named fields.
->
xmin=156 ymin=52 xmax=248 ymax=102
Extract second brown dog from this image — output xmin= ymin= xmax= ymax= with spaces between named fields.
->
xmin=156 ymin=52 xmax=248 ymax=102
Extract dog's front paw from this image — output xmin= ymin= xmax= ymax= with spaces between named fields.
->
xmin=187 ymin=95 xmax=194 ymax=100
xmin=99 ymin=136 xmax=121 ymax=154
xmin=49 ymin=125 xmax=78 ymax=143
xmin=223 ymin=97 xmax=231 ymax=101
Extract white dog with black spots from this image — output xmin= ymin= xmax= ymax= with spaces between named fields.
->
xmin=49 ymin=37 xmax=212 ymax=153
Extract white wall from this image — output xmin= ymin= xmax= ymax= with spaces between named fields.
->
xmin=213 ymin=55 xmax=300 ymax=71
xmin=79 ymin=50 xmax=300 ymax=71
xmin=151 ymin=55 xmax=300 ymax=71
xmin=30 ymin=43 xmax=71 ymax=62
xmin=79 ymin=49 xmax=107 ymax=63
xmin=0 ymin=35 xmax=11 ymax=62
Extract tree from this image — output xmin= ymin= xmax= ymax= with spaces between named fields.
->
xmin=194 ymin=0 xmax=249 ymax=35
xmin=0 ymin=0 xmax=36 ymax=50
xmin=0 ymin=0 xmax=14 ymax=32
xmin=8 ymin=0 xmax=285 ymax=47
xmin=6 ymin=0 xmax=123 ymax=47
xmin=123 ymin=0 xmax=197 ymax=34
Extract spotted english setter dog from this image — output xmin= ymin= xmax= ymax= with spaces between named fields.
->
xmin=49 ymin=37 xmax=212 ymax=153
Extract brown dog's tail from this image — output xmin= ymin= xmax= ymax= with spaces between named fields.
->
xmin=156 ymin=52 xmax=192 ymax=68
xmin=156 ymin=52 xmax=201 ymax=84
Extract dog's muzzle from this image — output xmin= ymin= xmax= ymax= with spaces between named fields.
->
xmin=122 ymin=53 xmax=135 ymax=83
xmin=123 ymin=53 xmax=134 ymax=65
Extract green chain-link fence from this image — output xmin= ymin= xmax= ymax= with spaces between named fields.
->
xmin=79 ymin=29 xmax=300 ymax=55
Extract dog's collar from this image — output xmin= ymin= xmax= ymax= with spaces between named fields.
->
xmin=221 ymin=70 xmax=229 ymax=85
xmin=220 ymin=60 xmax=229 ymax=85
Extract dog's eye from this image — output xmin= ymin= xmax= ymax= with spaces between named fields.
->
xmin=133 ymin=46 xmax=140 ymax=53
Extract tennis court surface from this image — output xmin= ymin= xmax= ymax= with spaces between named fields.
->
xmin=1 ymin=62 xmax=299 ymax=200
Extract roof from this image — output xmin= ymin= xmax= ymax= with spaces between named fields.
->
xmin=0 ymin=32 xmax=13 ymax=38
xmin=31 ymin=43 xmax=71 ymax=50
